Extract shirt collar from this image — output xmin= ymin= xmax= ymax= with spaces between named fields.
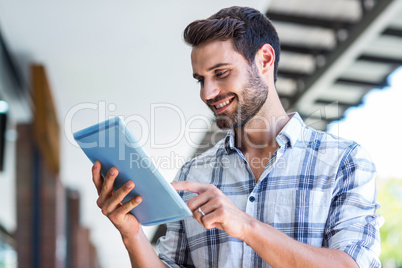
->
xmin=275 ymin=112 xmax=305 ymax=148
xmin=223 ymin=112 xmax=305 ymax=153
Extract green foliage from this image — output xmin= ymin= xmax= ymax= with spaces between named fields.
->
xmin=378 ymin=178 xmax=402 ymax=266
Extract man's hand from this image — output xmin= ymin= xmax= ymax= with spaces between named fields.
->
xmin=172 ymin=181 xmax=254 ymax=241
xmin=92 ymin=161 xmax=142 ymax=240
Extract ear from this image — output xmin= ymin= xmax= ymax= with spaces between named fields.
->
xmin=256 ymin=44 xmax=275 ymax=75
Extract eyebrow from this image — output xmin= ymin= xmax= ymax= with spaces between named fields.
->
xmin=193 ymin=63 xmax=231 ymax=79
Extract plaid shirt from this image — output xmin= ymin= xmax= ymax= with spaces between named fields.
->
xmin=157 ymin=113 xmax=383 ymax=268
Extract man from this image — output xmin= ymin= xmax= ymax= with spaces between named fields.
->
xmin=92 ymin=6 xmax=382 ymax=268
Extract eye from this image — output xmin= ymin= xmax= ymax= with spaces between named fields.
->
xmin=196 ymin=78 xmax=204 ymax=85
xmin=216 ymin=70 xmax=229 ymax=79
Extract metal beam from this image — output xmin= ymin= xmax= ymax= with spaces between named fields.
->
xmin=278 ymin=69 xmax=309 ymax=79
xmin=266 ymin=11 xmax=353 ymax=30
xmin=336 ymin=78 xmax=389 ymax=88
xmin=315 ymin=99 xmax=363 ymax=109
xmin=280 ymin=44 xmax=331 ymax=56
xmin=358 ymin=55 xmax=402 ymax=66
xmin=382 ymin=27 xmax=402 ymax=37
xmin=290 ymin=0 xmax=400 ymax=113
xmin=358 ymin=54 xmax=402 ymax=65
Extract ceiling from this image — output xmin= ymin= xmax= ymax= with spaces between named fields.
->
xmin=270 ymin=0 xmax=402 ymax=130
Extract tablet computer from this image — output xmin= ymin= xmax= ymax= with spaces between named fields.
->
xmin=73 ymin=116 xmax=192 ymax=226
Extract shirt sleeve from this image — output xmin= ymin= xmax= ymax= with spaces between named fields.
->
xmin=157 ymin=220 xmax=194 ymax=268
xmin=323 ymin=144 xmax=384 ymax=267
xmin=156 ymin=165 xmax=195 ymax=268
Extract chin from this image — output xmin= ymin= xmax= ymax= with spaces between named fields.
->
xmin=216 ymin=120 xmax=232 ymax=130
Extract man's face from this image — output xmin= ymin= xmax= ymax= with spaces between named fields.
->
xmin=191 ymin=40 xmax=268 ymax=129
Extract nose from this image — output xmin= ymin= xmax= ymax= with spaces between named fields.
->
xmin=200 ymin=79 xmax=220 ymax=102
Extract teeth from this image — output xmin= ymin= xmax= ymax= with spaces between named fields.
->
xmin=215 ymin=100 xmax=230 ymax=109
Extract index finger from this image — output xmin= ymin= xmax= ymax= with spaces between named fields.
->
xmin=171 ymin=181 xmax=211 ymax=194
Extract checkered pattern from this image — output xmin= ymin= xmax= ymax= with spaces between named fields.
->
xmin=157 ymin=113 xmax=383 ymax=268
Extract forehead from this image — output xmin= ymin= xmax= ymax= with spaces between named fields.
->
xmin=190 ymin=40 xmax=246 ymax=72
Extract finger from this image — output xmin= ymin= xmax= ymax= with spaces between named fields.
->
xmin=199 ymin=198 xmax=220 ymax=215
xmin=193 ymin=206 xmax=207 ymax=224
xmin=116 ymin=196 xmax=142 ymax=216
xmin=186 ymin=186 xmax=221 ymax=212
xmin=194 ymin=197 xmax=220 ymax=225
xmin=187 ymin=192 xmax=211 ymax=212
xmin=200 ymin=212 xmax=218 ymax=230
xmin=92 ymin=161 xmax=103 ymax=195
xmin=108 ymin=196 xmax=142 ymax=226
xmin=171 ymin=181 xmax=211 ymax=194
xmin=101 ymin=181 xmax=135 ymax=216
xmin=98 ymin=167 xmax=119 ymax=207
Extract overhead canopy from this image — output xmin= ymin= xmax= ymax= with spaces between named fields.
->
xmin=270 ymin=0 xmax=402 ymax=130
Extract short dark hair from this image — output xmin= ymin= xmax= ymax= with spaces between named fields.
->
xmin=183 ymin=6 xmax=280 ymax=83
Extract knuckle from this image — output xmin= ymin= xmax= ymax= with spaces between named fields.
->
xmin=210 ymin=184 xmax=218 ymax=190
xmin=214 ymin=197 xmax=223 ymax=206
xmin=112 ymin=190 xmax=127 ymax=203
xmin=96 ymin=198 xmax=102 ymax=208
xmin=187 ymin=199 xmax=195 ymax=209
xmin=210 ymin=187 xmax=220 ymax=195
xmin=216 ymin=207 xmax=225 ymax=217
xmin=101 ymin=207 xmax=108 ymax=216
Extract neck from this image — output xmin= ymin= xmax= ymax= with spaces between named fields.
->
xmin=234 ymin=93 xmax=290 ymax=153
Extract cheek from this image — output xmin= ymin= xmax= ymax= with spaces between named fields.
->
xmin=217 ymin=80 xmax=236 ymax=96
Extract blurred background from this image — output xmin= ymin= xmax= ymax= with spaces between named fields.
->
xmin=0 ymin=0 xmax=401 ymax=267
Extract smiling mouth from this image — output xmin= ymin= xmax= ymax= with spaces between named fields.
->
xmin=212 ymin=97 xmax=235 ymax=112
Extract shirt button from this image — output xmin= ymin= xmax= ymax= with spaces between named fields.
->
xmin=249 ymin=196 xmax=255 ymax=202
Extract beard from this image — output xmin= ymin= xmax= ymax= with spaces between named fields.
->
xmin=213 ymin=64 xmax=269 ymax=129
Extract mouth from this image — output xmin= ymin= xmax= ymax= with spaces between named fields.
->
xmin=211 ymin=96 xmax=235 ymax=113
